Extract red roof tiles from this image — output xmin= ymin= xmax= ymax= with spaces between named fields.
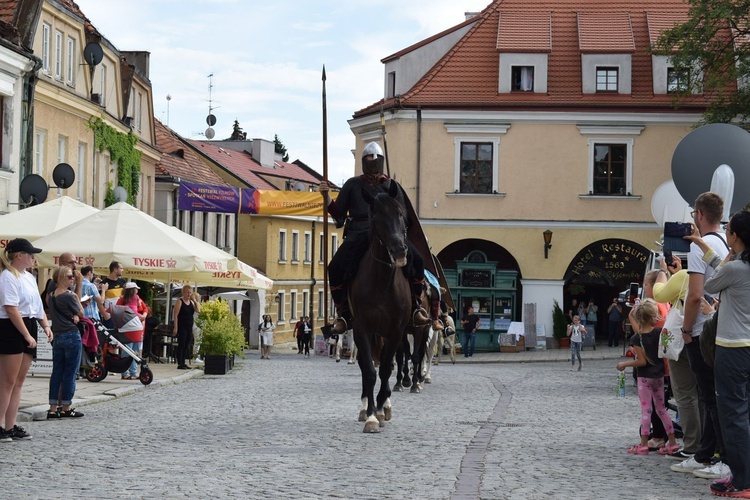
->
xmin=646 ymin=11 xmax=689 ymax=47
xmin=355 ymin=0 xmax=715 ymax=116
xmin=497 ymin=11 xmax=551 ymax=52
xmin=188 ymin=140 xmax=322 ymax=191
xmin=154 ymin=119 xmax=229 ymax=186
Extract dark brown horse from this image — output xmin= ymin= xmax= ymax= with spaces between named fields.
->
xmin=349 ymin=181 xmax=411 ymax=433
xmin=394 ymin=286 xmax=432 ymax=394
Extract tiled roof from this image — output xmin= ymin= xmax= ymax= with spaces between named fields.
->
xmin=354 ymin=0 xmax=716 ymax=116
xmin=497 ymin=11 xmax=551 ymax=52
xmin=154 ymin=119 xmax=229 ymax=186
xmin=577 ymin=12 xmax=634 ymax=53
xmin=646 ymin=11 xmax=689 ymax=47
xmin=188 ymin=140 xmax=322 ymax=191
xmin=55 ymin=0 xmax=100 ymax=36
xmin=0 ymin=0 xmax=17 ymax=24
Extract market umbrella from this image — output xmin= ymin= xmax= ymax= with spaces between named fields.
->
xmin=0 ymin=196 xmax=99 ymax=243
xmin=33 ymin=202 xmax=233 ymax=274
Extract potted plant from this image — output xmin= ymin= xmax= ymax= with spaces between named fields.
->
xmin=552 ymin=299 xmax=570 ymax=349
xmin=196 ymin=299 xmax=245 ymax=374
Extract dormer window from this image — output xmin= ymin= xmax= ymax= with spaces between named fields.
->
xmin=596 ymin=67 xmax=618 ymax=92
xmin=511 ymin=66 xmax=534 ymax=91
xmin=667 ymin=68 xmax=689 ymax=93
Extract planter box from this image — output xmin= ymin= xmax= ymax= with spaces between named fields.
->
xmin=558 ymin=337 xmax=571 ymax=349
xmin=204 ymin=354 xmax=231 ymax=375
xmin=499 ymin=335 xmax=525 ymax=353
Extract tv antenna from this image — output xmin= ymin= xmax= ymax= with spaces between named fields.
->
xmin=205 ymin=73 xmax=219 ymax=140
xmin=166 ymin=94 xmax=171 ymax=126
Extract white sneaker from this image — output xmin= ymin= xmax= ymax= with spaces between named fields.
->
xmin=693 ymin=462 xmax=731 ymax=479
xmin=671 ymin=456 xmax=709 ymax=473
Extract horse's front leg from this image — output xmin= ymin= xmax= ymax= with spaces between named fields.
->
xmin=410 ymin=336 xmax=424 ymax=393
xmin=393 ymin=343 xmax=404 ymax=392
xmin=375 ymin=339 xmax=399 ymax=427
xmin=357 ymin=338 xmax=379 ymax=433
xmin=449 ymin=334 xmax=456 ymax=365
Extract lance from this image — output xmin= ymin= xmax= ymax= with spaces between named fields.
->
xmin=380 ymin=104 xmax=391 ymax=178
xmin=321 ymin=65 xmax=330 ymax=330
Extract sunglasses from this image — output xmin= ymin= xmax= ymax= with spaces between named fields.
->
xmin=66 ymin=274 xmax=75 ymax=279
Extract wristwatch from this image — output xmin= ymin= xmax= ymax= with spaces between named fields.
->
xmin=681 ymin=327 xmax=692 ymax=335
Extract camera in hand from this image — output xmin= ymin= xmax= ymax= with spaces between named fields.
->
xmin=663 ymin=249 xmax=673 ymax=267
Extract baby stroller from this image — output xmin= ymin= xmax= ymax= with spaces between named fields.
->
xmin=85 ymin=305 xmax=153 ymax=385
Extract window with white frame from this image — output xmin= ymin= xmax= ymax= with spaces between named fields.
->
xmin=41 ymin=24 xmax=50 ymax=73
xmin=290 ymin=291 xmax=298 ymax=320
xmin=291 ymin=231 xmax=299 ymax=263
xmin=277 ymin=291 xmax=286 ymax=323
xmin=317 ymin=290 xmax=324 ymax=319
xmin=54 ymin=30 xmax=62 ymax=79
xmin=136 ymin=91 xmax=143 ymax=131
xmin=587 ymin=139 xmax=633 ymax=196
xmin=215 ymin=213 xmax=222 ymax=247
xmin=57 ymin=135 xmax=66 ymax=165
xmin=278 ymin=229 xmax=287 ymax=262
xmin=459 ymin=142 xmax=494 ymax=193
xmin=100 ymin=64 xmax=106 ymax=105
xmin=34 ymin=129 xmax=45 ymax=174
xmin=77 ymin=142 xmax=86 ymax=201
xmin=66 ymin=37 xmax=75 ymax=85
xmin=303 ymin=231 xmax=311 ymax=263
xmin=596 ymin=67 xmax=618 ymax=92
xmin=318 ymin=233 xmax=324 ymax=263
xmin=511 ymin=66 xmax=534 ymax=91
xmin=302 ymin=290 xmax=309 ymax=317
xmin=225 ymin=214 xmax=231 ymax=251
xmin=331 ymin=233 xmax=338 ymax=255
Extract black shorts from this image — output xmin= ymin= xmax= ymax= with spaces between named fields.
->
xmin=0 ymin=317 xmax=39 ymax=358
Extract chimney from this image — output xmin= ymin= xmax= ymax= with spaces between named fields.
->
xmin=465 ymin=11 xmax=480 ymax=21
xmin=251 ymin=138 xmax=275 ymax=168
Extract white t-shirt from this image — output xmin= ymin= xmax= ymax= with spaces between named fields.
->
xmin=570 ymin=324 xmax=584 ymax=343
xmin=687 ymin=232 xmax=729 ymax=335
xmin=0 ymin=269 xmax=44 ymax=319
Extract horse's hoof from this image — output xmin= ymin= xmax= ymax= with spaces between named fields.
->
xmin=376 ymin=412 xmax=386 ymax=427
xmin=393 ymin=383 xmax=403 ymax=392
xmin=402 ymin=379 xmax=411 ymax=388
xmin=425 ymin=377 xmax=432 ymax=384
xmin=384 ymin=406 xmax=392 ymax=421
xmin=452 ymin=359 xmax=456 ymax=365
xmin=410 ymin=385 xmax=421 ymax=394
xmin=358 ymin=410 xmax=367 ymax=422
xmin=363 ymin=420 xmax=381 ymax=433
xmin=336 ymin=358 xmax=340 ymax=363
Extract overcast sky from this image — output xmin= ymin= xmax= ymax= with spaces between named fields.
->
xmin=73 ymin=0 xmax=491 ymax=186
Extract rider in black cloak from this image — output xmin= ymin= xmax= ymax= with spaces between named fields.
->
xmin=319 ymin=142 xmax=442 ymax=335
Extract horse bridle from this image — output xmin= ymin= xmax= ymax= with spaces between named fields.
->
xmin=369 ymin=215 xmax=408 ymax=269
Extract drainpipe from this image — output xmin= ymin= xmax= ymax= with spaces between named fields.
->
xmin=416 ymin=107 xmax=422 ymax=217
xmin=20 ymin=56 xmax=42 ymax=179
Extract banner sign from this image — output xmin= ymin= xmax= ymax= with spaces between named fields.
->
xmin=178 ymin=182 xmax=240 ymax=213
xmin=179 ymin=182 xmax=336 ymax=216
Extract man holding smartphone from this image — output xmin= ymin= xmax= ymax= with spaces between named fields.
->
xmin=670 ymin=192 xmax=730 ymax=477
xmin=606 ymin=298 xmax=623 ymax=347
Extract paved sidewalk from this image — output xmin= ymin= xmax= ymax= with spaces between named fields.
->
xmin=17 ymin=343 xmax=626 ymax=422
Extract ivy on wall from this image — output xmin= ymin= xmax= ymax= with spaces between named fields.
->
xmin=87 ymin=117 xmax=141 ymax=206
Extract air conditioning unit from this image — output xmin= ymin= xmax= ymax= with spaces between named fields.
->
xmin=91 ymin=92 xmax=101 ymax=104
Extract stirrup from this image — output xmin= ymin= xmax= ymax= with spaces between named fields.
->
xmin=332 ymin=317 xmax=349 ymax=334
xmin=412 ymin=307 xmax=430 ymax=326
xmin=432 ymin=319 xmax=444 ymax=331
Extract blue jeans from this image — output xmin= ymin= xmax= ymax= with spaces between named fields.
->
xmin=715 ymin=346 xmax=750 ymax=490
xmin=463 ymin=332 xmax=475 ymax=357
xmin=123 ymin=341 xmax=143 ymax=377
xmin=48 ymin=329 xmax=82 ymax=406
xmin=571 ymin=341 xmax=582 ymax=364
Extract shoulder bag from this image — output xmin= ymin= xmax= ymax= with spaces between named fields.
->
xmin=658 ymin=273 xmax=688 ymax=361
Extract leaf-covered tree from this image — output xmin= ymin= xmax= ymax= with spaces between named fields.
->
xmin=655 ymin=0 xmax=750 ymax=126
xmin=274 ymin=134 xmax=289 ymax=162
xmin=226 ymin=119 xmax=247 ymax=141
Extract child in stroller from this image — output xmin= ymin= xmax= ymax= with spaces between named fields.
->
xmin=83 ymin=305 xmax=153 ymax=385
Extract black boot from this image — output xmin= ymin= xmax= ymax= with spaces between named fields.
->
xmin=332 ymin=301 xmax=351 ymax=334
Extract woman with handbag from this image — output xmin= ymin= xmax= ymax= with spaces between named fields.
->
xmin=687 ymin=212 xmax=750 ymax=497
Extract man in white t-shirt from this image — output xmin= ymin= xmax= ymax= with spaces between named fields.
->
xmin=669 ymin=192 xmax=730 ymax=477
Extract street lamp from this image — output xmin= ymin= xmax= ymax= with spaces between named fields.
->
xmin=543 ymin=229 xmax=553 ymax=259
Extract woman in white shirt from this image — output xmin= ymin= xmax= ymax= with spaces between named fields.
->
xmin=259 ymin=314 xmax=275 ymax=359
xmin=0 ymin=239 xmax=53 ymax=441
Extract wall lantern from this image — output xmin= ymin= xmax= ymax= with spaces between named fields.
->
xmin=543 ymin=230 xmax=553 ymax=259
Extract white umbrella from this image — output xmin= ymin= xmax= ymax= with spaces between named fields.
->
xmin=0 ymin=196 xmax=98 ymax=243
xmin=34 ymin=202 xmax=232 ymax=274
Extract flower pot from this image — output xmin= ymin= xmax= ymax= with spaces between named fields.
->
xmin=204 ymin=354 xmax=232 ymax=375
xmin=558 ymin=337 xmax=571 ymax=349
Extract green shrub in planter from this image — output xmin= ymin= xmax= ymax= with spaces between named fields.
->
xmin=552 ymin=299 xmax=568 ymax=340
xmin=196 ymin=299 xmax=245 ymax=358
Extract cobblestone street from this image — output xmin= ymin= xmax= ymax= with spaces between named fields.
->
xmin=2 ymin=349 xmax=711 ymax=499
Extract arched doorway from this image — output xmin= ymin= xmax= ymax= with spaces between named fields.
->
xmin=563 ymin=239 xmax=649 ymax=345
xmin=438 ymin=239 xmax=522 ymax=351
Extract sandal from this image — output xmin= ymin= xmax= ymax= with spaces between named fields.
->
xmin=627 ymin=444 xmax=649 ymax=455
xmin=657 ymin=443 xmax=680 ymax=455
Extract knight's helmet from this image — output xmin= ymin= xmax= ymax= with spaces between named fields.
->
xmin=361 ymin=142 xmax=385 ymax=174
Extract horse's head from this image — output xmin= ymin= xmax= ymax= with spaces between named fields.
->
xmin=363 ymin=182 xmax=408 ymax=268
